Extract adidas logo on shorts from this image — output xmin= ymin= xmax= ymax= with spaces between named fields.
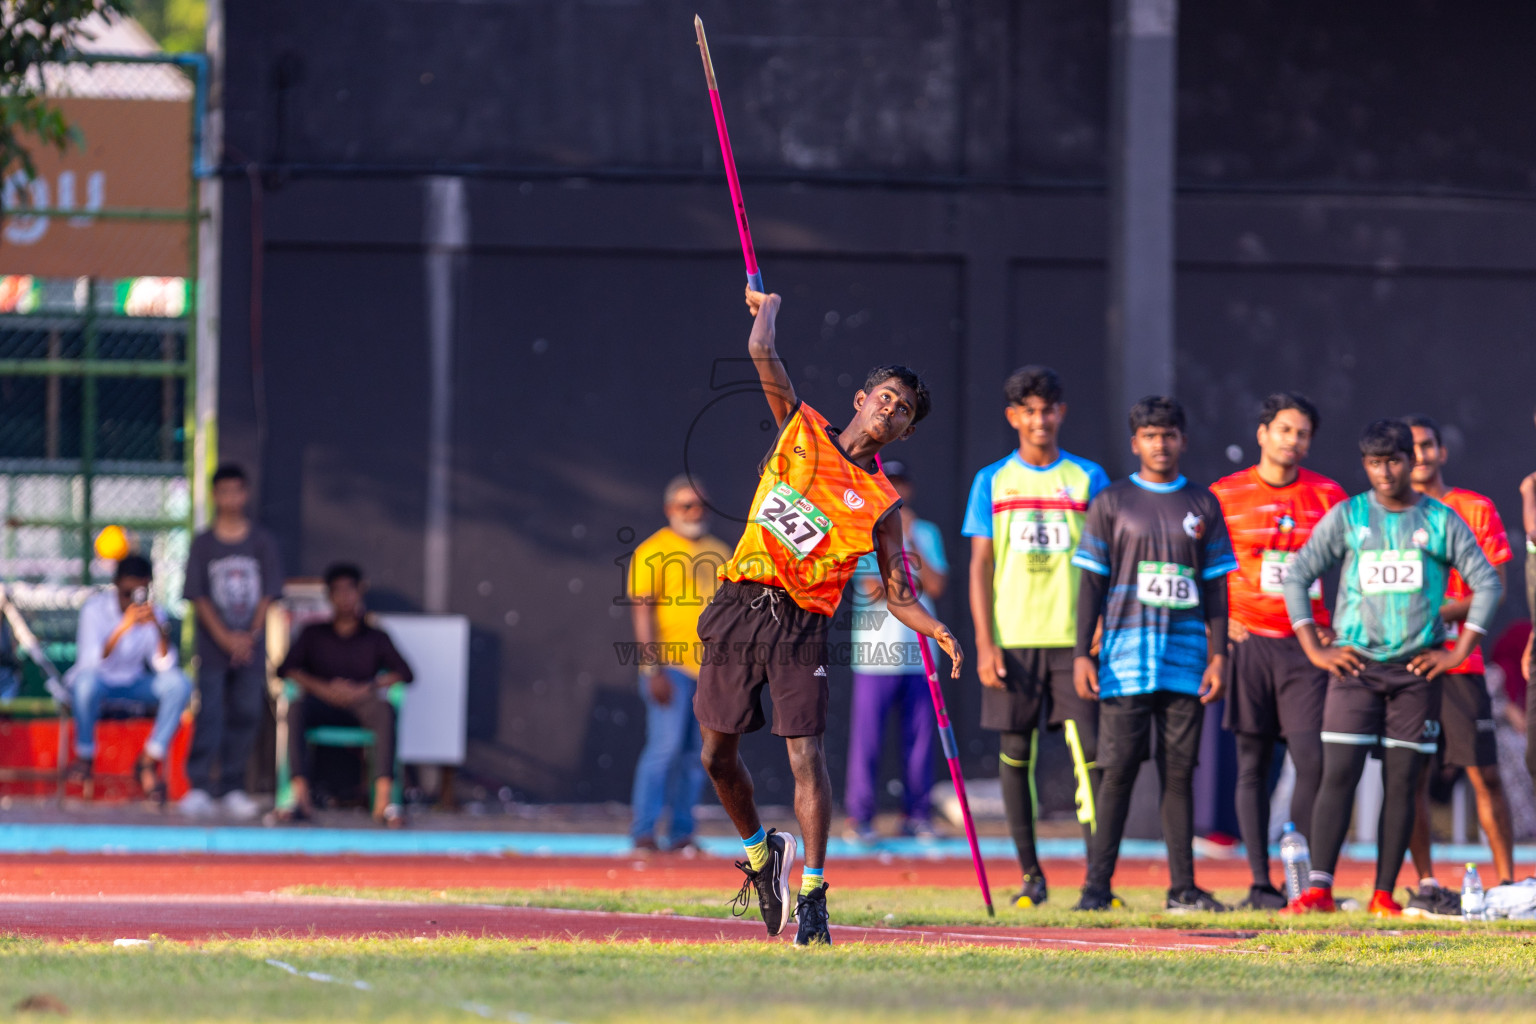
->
xmin=813 ymin=666 xmax=827 ymax=677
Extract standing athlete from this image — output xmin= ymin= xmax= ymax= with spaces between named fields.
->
xmin=1401 ymin=414 xmax=1514 ymax=914
xmin=963 ymin=366 xmax=1109 ymax=908
xmin=1282 ymin=420 xmax=1500 ymax=917
xmin=1072 ymin=396 xmax=1238 ymax=913
xmin=697 ymin=289 xmax=963 ymax=946
xmin=1211 ymin=393 xmax=1346 ymax=910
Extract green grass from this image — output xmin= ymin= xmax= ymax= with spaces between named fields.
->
xmin=2 ymin=934 xmax=1536 ymax=1022
xmin=290 ymin=883 xmax=1536 ymax=933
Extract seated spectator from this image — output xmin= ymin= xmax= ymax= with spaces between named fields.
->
xmin=65 ymin=554 xmax=194 ymax=803
xmin=277 ymin=563 xmax=413 ymax=826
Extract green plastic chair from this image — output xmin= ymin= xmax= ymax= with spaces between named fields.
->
xmin=274 ymin=678 xmax=405 ymax=811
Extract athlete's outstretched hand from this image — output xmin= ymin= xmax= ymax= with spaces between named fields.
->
xmin=1199 ymin=654 xmax=1226 ymax=704
xmin=1408 ymin=648 xmax=1459 ymax=680
xmin=1227 ymin=619 xmax=1250 ymax=643
xmin=931 ymin=624 xmax=964 ymax=679
xmin=976 ymin=644 xmax=1007 ymax=690
xmin=1073 ymin=655 xmax=1099 ymax=701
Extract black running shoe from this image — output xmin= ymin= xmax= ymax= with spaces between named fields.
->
xmin=1011 ymin=874 xmax=1049 ymax=909
xmin=1166 ymin=887 xmax=1229 ymax=913
xmin=1402 ymin=883 xmax=1462 ymax=921
xmin=793 ymin=883 xmax=832 ymax=946
xmin=728 ymin=829 xmax=797 ymax=936
xmin=1073 ymin=886 xmax=1125 ymax=912
xmin=1237 ymin=883 xmax=1288 ymax=911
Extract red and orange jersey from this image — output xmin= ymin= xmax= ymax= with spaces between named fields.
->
xmin=1211 ymin=466 xmax=1347 ymax=638
xmin=721 ymin=402 xmax=901 ymax=616
xmin=1440 ymin=487 xmax=1513 ymax=674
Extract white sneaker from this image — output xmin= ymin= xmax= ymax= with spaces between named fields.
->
xmin=179 ymin=788 xmax=216 ymax=819
xmin=221 ymin=790 xmax=260 ymax=821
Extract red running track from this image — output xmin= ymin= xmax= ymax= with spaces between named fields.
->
xmin=0 ymin=854 xmax=1418 ymax=947
xmin=0 ymin=895 xmax=1258 ymax=949
xmin=0 ymin=853 xmax=1399 ymax=897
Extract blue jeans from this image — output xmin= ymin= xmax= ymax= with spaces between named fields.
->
xmin=73 ymin=668 xmax=193 ymax=761
xmin=629 ymin=669 xmax=705 ymax=843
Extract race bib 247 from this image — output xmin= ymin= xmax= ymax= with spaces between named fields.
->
xmin=753 ymin=482 xmax=832 ymax=560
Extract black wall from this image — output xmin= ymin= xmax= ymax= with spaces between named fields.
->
xmin=220 ymin=0 xmax=1536 ymax=801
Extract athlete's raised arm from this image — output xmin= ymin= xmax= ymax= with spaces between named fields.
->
xmin=875 ymin=513 xmax=964 ymax=679
xmin=745 ymin=289 xmax=797 ymax=427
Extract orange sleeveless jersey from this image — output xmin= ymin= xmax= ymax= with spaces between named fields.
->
xmin=1211 ymin=466 xmax=1347 ymax=638
xmin=1440 ymin=487 xmax=1513 ymax=674
xmin=721 ymin=402 xmax=901 ymax=616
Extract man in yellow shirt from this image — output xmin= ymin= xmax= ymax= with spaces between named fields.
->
xmin=628 ymin=475 xmax=732 ymax=852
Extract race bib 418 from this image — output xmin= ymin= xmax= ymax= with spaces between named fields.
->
xmin=753 ymin=482 xmax=832 ymax=560
xmin=1137 ymin=561 xmax=1198 ymax=609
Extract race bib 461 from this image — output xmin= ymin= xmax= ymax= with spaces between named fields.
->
xmin=1137 ymin=561 xmax=1198 ymax=609
xmin=753 ymin=482 xmax=832 ymax=560
xmin=1010 ymin=511 xmax=1072 ymax=553
xmin=1358 ymin=549 xmax=1423 ymax=594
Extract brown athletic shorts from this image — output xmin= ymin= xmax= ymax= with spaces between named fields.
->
xmin=1440 ymin=673 xmax=1498 ymax=768
xmin=694 ymin=580 xmax=830 ymax=737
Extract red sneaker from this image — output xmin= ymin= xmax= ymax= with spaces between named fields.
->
xmin=1282 ymin=886 xmax=1336 ymax=914
xmin=1367 ymin=889 xmax=1403 ymax=918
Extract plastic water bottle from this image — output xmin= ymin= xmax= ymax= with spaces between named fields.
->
xmin=1462 ymin=863 xmax=1485 ymax=922
xmin=1279 ymin=822 xmax=1310 ymax=902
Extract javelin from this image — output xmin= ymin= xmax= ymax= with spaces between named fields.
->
xmin=694 ymin=16 xmax=763 ymax=292
xmin=880 ymin=459 xmax=995 ymax=917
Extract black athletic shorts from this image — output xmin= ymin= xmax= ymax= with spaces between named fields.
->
xmin=1320 ymin=657 xmax=1442 ymax=754
xmin=1222 ymin=633 xmax=1328 ymax=741
xmin=1096 ymin=690 xmax=1205 ymax=771
xmin=694 ymin=580 xmax=829 ymax=737
xmin=1440 ymin=672 xmax=1498 ymax=768
xmin=981 ymin=647 xmax=1097 ymax=745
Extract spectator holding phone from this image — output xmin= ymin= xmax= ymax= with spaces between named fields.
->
xmin=65 ymin=555 xmax=193 ymax=803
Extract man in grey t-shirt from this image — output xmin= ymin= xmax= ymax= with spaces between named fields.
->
xmin=181 ymin=464 xmax=284 ymax=818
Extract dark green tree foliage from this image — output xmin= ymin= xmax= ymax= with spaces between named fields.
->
xmin=0 ymin=1 xmax=131 ymax=185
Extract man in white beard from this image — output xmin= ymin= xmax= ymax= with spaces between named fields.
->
xmin=626 ymin=476 xmax=732 ymax=852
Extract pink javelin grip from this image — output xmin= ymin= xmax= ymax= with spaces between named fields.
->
xmin=879 ymin=456 xmax=995 ymax=917
xmin=695 ymin=16 xmax=764 ymax=293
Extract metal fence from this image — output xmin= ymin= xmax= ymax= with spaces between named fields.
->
xmin=0 ymin=53 xmax=206 ymax=662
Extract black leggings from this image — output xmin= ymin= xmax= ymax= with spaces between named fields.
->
xmin=1309 ymin=742 xmax=1425 ymax=893
xmin=1087 ymin=695 xmax=1203 ymax=896
xmin=998 ymin=730 xmax=1040 ymax=876
xmin=998 ymin=726 xmax=1102 ymax=879
xmin=1233 ymin=730 xmax=1323 ymax=887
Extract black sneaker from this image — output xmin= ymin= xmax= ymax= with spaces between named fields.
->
xmin=728 ymin=829 xmax=796 ymax=936
xmin=1166 ymin=887 xmax=1229 ymax=913
xmin=1073 ymin=886 xmax=1125 ymax=911
xmin=1237 ymin=883 xmax=1288 ymax=911
xmin=1011 ymin=874 xmax=1049 ymax=909
xmin=1402 ymin=883 xmax=1462 ymax=920
xmin=793 ymin=883 xmax=831 ymax=946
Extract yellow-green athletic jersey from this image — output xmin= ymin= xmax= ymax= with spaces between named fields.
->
xmin=963 ymin=450 xmax=1110 ymax=648
xmin=1282 ymin=490 xmax=1501 ymax=663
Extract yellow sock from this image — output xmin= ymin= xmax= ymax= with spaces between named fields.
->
xmin=800 ymin=868 xmax=824 ymax=895
xmin=743 ymin=827 xmax=769 ymax=871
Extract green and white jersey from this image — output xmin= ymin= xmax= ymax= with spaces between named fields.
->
xmin=963 ymin=450 xmax=1110 ymax=649
xmin=1282 ymin=490 xmax=1501 ymax=662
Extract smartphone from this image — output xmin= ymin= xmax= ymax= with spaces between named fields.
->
xmin=131 ymin=586 xmax=149 ymax=606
